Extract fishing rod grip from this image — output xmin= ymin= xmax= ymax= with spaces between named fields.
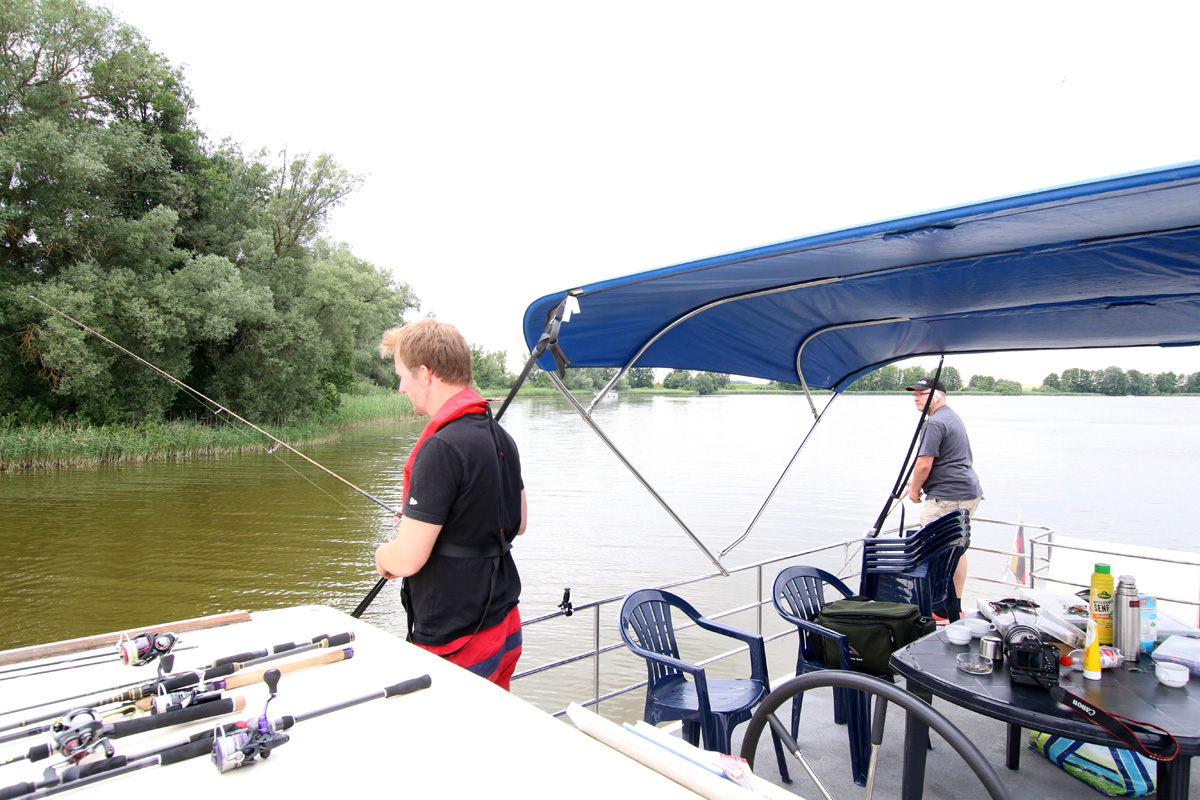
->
xmin=0 ymin=781 xmax=36 ymax=800
xmin=352 ymin=577 xmax=389 ymax=618
xmin=106 ymin=696 xmax=244 ymax=738
xmin=317 ymin=632 xmax=355 ymax=648
xmin=25 ymin=743 xmax=51 ymax=763
xmin=280 ymin=673 xmax=432 ymax=728
xmin=220 ymin=648 xmax=352 ymax=691
xmin=385 ymin=674 xmax=432 ymax=698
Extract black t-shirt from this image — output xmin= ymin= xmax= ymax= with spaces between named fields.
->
xmin=401 ymin=413 xmax=523 ymax=646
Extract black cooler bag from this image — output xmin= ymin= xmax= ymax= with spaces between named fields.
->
xmin=815 ymin=597 xmax=935 ymax=673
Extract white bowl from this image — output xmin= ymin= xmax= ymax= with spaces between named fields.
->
xmin=1156 ymin=661 xmax=1190 ymax=688
xmin=963 ymin=618 xmax=995 ymax=638
xmin=945 ymin=625 xmax=973 ymax=645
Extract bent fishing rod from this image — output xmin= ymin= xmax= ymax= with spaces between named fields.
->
xmin=0 ymin=672 xmax=432 ymax=800
xmin=867 ymin=357 xmax=946 ymax=538
xmin=29 ymin=297 xmax=397 ymax=517
xmin=0 ymin=632 xmax=354 ymax=730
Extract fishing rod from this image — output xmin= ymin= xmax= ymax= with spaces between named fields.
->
xmin=29 ymin=296 xmax=398 ymax=517
xmin=0 ymin=633 xmax=354 ymax=731
xmin=0 ymin=634 xmax=191 ymax=683
xmin=2 ymin=647 xmax=354 ymax=769
xmin=0 ymin=671 xmax=432 ymax=800
xmin=350 ymin=299 xmax=571 ymax=620
xmin=867 ymin=357 xmax=946 ymax=538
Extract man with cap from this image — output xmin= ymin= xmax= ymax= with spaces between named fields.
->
xmin=905 ymin=376 xmax=983 ymax=610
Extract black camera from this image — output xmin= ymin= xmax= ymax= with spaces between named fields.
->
xmin=1004 ymin=624 xmax=1060 ymax=687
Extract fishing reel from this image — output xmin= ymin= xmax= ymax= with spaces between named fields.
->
xmin=211 ymin=669 xmax=289 ymax=773
xmin=117 ymin=631 xmax=179 ymax=667
xmin=50 ymin=708 xmax=114 ymax=764
xmin=149 ymin=685 xmax=222 ymax=715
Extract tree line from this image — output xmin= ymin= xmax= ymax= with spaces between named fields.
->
xmin=1041 ymin=367 xmax=1200 ymax=395
xmin=2 ymin=0 xmax=417 ymax=427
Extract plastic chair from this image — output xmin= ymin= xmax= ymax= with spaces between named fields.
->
xmin=618 ymin=589 xmax=791 ymax=783
xmin=861 ymin=513 xmax=971 ymax=619
xmin=773 ymin=565 xmax=893 ymax=786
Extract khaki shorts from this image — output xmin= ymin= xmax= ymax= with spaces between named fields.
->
xmin=921 ymin=496 xmax=982 ymax=527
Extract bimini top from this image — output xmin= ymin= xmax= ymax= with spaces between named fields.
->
xmin=523 ymin=161 xmax=1200 ymax=392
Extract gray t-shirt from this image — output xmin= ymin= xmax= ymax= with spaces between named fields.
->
xmin=917 ymin=406 xmax=983 ymax=500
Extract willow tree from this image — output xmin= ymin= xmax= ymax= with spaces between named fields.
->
xmin=1 ymin=0 xmax=416 ymax=425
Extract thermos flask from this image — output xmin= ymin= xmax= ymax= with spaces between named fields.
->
xmin=1113 ymin=575 xmax=1142 ymax=661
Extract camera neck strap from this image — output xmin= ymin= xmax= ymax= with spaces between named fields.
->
xmin=1047 ymin=683 xmax=1180 ymax=762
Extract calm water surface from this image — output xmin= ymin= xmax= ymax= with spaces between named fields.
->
xmin=2 ymin=394 xmax=1197 ymax=711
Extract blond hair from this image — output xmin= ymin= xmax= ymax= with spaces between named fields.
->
xmin=380 ymin=319 xmax=473 ymax=385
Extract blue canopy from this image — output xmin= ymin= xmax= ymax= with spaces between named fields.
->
xmin=523 ymin=162 xmax=1200 ymax=391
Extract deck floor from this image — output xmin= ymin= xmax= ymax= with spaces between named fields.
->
xmin=733 ymin=683 xmax=1198 ymax=799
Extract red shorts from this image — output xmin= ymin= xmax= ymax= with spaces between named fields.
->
xmin=417 ymin=606 xmax=522 ymax=691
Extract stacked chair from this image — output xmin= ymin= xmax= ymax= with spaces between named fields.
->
xmin=860 ymin=509 xmax=971 ymax=620
xmin=769 ymin=511 xmax=971 ymax=786
xmin=619 ymin=589 xmax=791 ymax=783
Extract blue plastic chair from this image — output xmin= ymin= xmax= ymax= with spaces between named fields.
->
xmin=862 ymin=512 xmax=971 ymax=619
xmin=773 ymin=565 xmax=893 ymax=786
xmin=619 ymin=589 xmax=790 ymax=783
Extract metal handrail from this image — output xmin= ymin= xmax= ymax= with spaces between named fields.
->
xmin=511 ymin=516 xmax=1195 ymax=718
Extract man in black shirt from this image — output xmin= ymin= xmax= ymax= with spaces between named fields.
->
xmin=375 ymin=319 xmax=527 ymax=689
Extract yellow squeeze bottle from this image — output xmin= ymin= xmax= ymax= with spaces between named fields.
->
xmin=1090 ymin=563 xmax=1114 ymax=646
xmin=1083 ymin=616 xmax=1102 ymax=680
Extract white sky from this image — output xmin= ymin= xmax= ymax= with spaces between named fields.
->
xmin=102 ymin=0 xmax=1200 ymax=385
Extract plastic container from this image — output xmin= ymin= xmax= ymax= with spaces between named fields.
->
xmin=1140 ymin=595 xmax=1158 ymax=654
xmin=1083 ymin=616 xmax=1102 ymax=680
xmin=1151 ymin=635 xmax=1200 ymax=675
xmin=1090 ymin=563 xmax=1114 ymax=645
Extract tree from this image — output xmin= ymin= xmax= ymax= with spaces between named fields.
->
xmin=968 ymin=374 xmax=996 ymax=392
xmin=268 ymin=151 xmax=363 ymax=261
xmin=899 ymin=366 xmax=928 ymax=390
xmin=1042 ymin=372 xmax=1062 ymax=391
xmin=1061 ymin=368 xmax=1096 ymax=393
xmin=627 ymin=367 xmax=654 ymax=388
xmin=693 ymin=372 xmax=716 ymax=395
xmin=1187 ymin=372 xmax=1200 ymax=393
xmin=940 ymin=366 xmax=963 ymax=392
xmin=662 ymin=369 xmax=693 ymax=390
xmin=1126 ymin=369 xmax=1155 ymax=397
xmin=1155 ymin=371 xmax=1179 ymax=395
xmin=471 ymin=345 xmax=514 ymax=391
xmin=1098 ymin=366 xmax=1130 ymax=396
xmin=993 ymin=379 xmax=1023 ymax=396
xmin=1 ymin=1 xmax=418 ymax=424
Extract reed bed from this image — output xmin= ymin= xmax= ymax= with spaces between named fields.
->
xmin=0 ymin=392 xmax=415 ymax=471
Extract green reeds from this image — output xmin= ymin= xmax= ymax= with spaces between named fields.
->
xmin=0 ymin=391 xmax=415 ymax=471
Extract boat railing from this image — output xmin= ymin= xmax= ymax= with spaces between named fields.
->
xmin=512 ymin=515 xmax=1196 ymax=718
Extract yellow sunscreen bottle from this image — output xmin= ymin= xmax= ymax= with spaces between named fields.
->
xmin=1083 ymin=616 xmax=1102 ymax=680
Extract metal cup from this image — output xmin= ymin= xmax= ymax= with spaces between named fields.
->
xmin=980 ymin=633 xmax=1004 ymax=664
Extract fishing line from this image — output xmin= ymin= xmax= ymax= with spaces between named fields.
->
xmin=29 ymin=297 xmax=398 ymax=530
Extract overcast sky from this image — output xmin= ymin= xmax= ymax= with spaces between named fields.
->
xmin=102 ymin=0 xmax=1200 ymax=385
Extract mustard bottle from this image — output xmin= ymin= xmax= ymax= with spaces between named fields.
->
xmin=1090 ymin=563 xmax=1114 ymax=646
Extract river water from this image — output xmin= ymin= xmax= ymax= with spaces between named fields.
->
xmin=2 ymin=394 xmax=1197 ymax=711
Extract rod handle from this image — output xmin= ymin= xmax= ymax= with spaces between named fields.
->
xmin=385 ymin=674 xmax=432 ymax=698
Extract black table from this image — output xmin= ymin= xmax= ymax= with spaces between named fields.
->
xmin=891 ymin=632 xmax=1200 ymax=800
